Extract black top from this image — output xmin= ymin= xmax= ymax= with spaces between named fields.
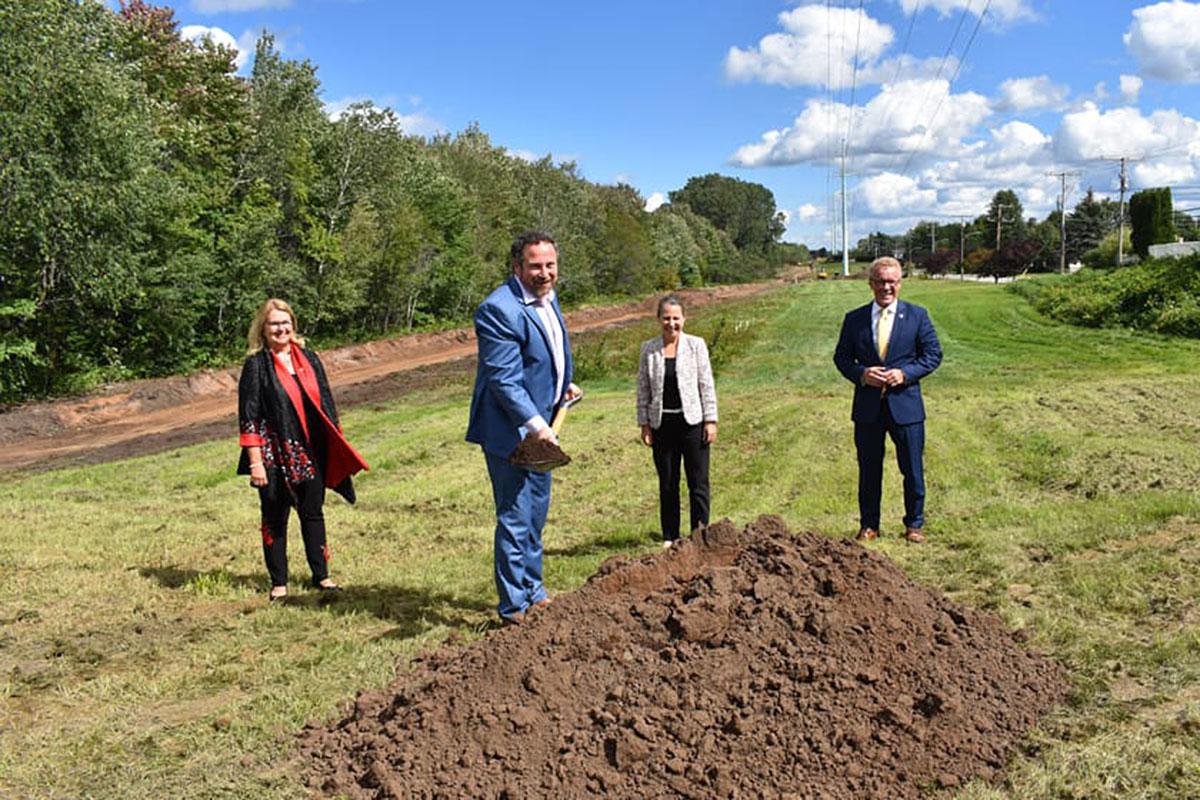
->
xmin=662 ymin=357 xmax=683 ymax=411
xmin=290 ymin=371 xmax=328 ymax=471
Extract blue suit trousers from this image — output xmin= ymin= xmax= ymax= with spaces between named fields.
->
xmin=484 ymin=450 xmax=551 ymax=618
xmin=854 ymin=404 xmax=926 ymax=530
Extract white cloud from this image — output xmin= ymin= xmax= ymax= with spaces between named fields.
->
xmin=323 ymin=96 xmax=446 ymax=137
xmin=191 ymin=0 xmax=291 ymax=11
xmin=796 ymin=203 xmax=821 ymax=221
xmin=1053 ymin=102 xmax=1198 ymax=161
xmin=1133 ymin=156 xmax=1196 ymax=186
xmin=856 ymin=173 xmax=938 ymax=216
xmin=1124 ymin=1 xmax=1200 ymax=83
xmin=179 ymin=25 xmax=248 ymax=70
xmin=994 ymin=76 xmax=1069 ymax=112
xmin=394 ymin=112 xmax=445 ymax=138
xmin=987 ymin=120 xmax=1052 ymax=164
xmin=896 ymin=0 xmax=1036 ymax=25
xmin=729 ymin=79 xmax=991 ymax=170
xmin=725 ymin=4 xmax=894 ymax=89
xmin=236 ymin=29 xmax=258 ymax=60
xmin=1119 ymin=74 xmax=1144 ymax=103
xmin=508 ymin=148 xmax=580 ymax=166
xmin=645 ymin=192 xmax=666 ymax=213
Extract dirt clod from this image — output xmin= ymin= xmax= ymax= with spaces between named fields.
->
xmin=509 ymin=436 xmax=571 ymax=470
xmin=300 ymin=516 xmax=1067 ymax=799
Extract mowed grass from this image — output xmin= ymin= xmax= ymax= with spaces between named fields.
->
xmin=2 ymin=278 xmax=1199 ymax=798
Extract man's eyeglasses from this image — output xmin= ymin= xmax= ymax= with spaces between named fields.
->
xmin=870 ymin=279 xmax=900 ymax=287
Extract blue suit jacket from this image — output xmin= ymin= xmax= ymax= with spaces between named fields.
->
xmin=833 ymin=300 xmax=942 ymax=425
xmin=466 ymin=276 xmax=574 ymax=457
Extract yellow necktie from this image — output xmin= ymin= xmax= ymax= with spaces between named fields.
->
xmin=877 ymin=306 xmax=894 ymax=360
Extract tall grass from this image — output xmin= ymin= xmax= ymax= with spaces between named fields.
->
xmin=1 ymin=277 xmax=1198 ymax=798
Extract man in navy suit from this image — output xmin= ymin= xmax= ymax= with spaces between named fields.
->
xmin=467 ymin=231 xmax=580 ymax=624
xmin=834 ymin=256 xmax=942 ymax=543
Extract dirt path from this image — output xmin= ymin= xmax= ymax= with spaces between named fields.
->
xmin=0 ymin=282 xmax=776 ymax=472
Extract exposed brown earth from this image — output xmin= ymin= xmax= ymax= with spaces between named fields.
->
xmin=0 ymin=283 xmax=772 ymax=471
xmin=300 ymin=516 xmax=1067 ymax=800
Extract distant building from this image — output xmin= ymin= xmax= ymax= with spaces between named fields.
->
xmin=1148 ymin=242 xmax=1200 ymax=258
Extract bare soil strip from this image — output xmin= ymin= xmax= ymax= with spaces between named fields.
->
xmin=0 ymin=283 xmax=773 ymax=471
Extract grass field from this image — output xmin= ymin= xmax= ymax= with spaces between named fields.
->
xmin=2 ymin=278 xmax=1199 ymax=798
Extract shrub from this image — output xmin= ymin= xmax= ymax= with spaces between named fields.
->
xmin=1027 ymin=254 xmax=1200 ymax=337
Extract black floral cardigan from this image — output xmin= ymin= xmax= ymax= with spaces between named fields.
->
xmin=237 ymin=345 xmax=366 ymax=504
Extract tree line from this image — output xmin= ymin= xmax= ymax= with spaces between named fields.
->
xmin=842 ymin=187 xmax=1195 ymax=280
xmin=0 ymin=1 xmax=804 ymax=404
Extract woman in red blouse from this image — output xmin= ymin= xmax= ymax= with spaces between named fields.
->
xmin=237 ymin=299 xmax=368 ymax=602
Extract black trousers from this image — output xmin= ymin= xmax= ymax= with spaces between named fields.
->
xmin=258 ymin=474 xmax=329 ymax=588
xmin=651 ymin=413 xmax=711 ymax=541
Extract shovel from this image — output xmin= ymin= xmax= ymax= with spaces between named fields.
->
xmin=510 ymin=393 xmax=583 ymax=472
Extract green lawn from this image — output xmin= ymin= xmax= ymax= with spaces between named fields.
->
xmin=2 ymin=278 xmax=1198 ymax=798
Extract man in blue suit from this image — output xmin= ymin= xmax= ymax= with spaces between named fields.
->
xmin=467 ymin=230 xmax=581 ymax=624
xmin=834 ymin=256 xmax=942 ymax=543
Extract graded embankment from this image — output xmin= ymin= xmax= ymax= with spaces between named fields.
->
xmin=301 ymin=517 xmax=1067 ymax=799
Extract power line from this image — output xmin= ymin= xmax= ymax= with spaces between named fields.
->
xmin=844 ymin=0 xmax=866 ymax=159
xmin=826 ymin=0 xmax=835 ymax=250
xmin=873 ymin=1 xmax=923 ymax=167
xmin=897 ymin=0 xmax=992 ymax=181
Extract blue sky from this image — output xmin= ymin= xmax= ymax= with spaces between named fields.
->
xmin=160 ymin=0 xmax=1200 ymax=248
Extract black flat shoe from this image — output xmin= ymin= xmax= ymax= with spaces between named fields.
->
xmin=314 ymin=581 xmax=343 ymax=592
xmin=268 ymin=591 xmax=288 ymax=603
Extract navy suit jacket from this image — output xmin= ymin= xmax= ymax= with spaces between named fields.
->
xmin=466 ymin=276 xmax=574 ymax=458
xmin=833 ymin=300 xmax=942 ymax=425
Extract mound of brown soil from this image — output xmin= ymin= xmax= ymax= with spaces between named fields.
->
xmin=300 ymin=517 xmax=1067 ymax=799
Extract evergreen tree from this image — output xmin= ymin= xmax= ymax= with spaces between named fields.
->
xmin=1129 ymin=187 xmax=1176 ymax=258
xmin=1065 ymin=189 xmax=1118 ymax=264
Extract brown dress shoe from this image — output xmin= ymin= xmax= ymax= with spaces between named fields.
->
xmin=530 ymin=597 xmax=552 ymax=611
xmin=904 ymin=527 xmax=926 ymax=543
xmin=500 ymin=611 xmax=526 ymax=626
xmin=856 ymin=527 xmax=879 ymax=541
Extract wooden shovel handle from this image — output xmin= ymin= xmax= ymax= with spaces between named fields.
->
xmin=549 ymin=392 xmax=582 ymax=436
xmin=549 ymin=403 xmax=570 ymax=435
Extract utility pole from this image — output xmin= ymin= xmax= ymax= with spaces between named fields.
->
xmin=1116 ymin=156 xmax=1128 ymax=267
xmin=1048 ymin=170 xmax=1081 ymax=274
xmin=930 ymin=220 xmax=936 ymax=259
xmin=957 ymin=216 xmax=969 ymax=278
xmin=1099 ymin=155 xmax=1140 ymax=267
xmin=994 ymin=204 xmax=1010 ymax=250
xmin=840 ymin=143 xmax=849 ymax=276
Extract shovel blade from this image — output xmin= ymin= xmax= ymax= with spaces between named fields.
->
xmin=509 ymin=436 xmax=572 ymax=472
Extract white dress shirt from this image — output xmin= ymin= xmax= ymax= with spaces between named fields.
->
xmin=517 ymin=281 xmax=565 ymax=435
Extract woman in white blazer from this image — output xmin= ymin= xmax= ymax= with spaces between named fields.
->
xmin=637 ymin=294 xmax=718 ymax=546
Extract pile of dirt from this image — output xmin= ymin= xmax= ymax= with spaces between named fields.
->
xmin=300 ymin=516 xmax=1067 ymax=799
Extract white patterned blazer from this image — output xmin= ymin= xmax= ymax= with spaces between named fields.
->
xmin=637 ymin=332 xmax=719 ymax=428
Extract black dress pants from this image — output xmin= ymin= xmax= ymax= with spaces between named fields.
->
xmin=651 ymin=413 xmax=711 ymax=542
xmin=259 ymin=472 xmax=329 ymax=588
